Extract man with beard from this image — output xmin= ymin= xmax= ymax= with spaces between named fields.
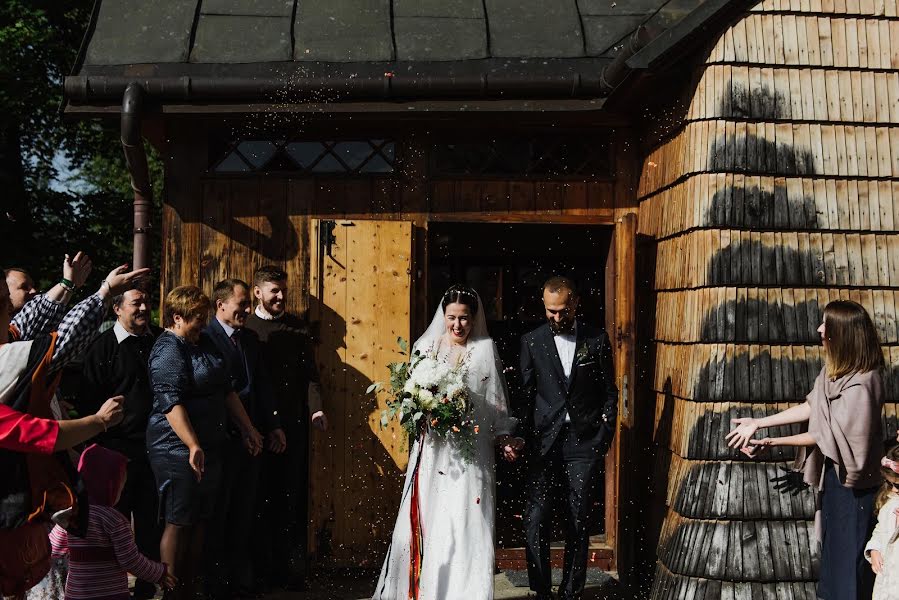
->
xmin=518 ymin=276 xmax=618 ymax=600
xmin=244 ymin=266 xmax=326 ymax=592
xmin=77 ymin=287 xmax=162 ymax=599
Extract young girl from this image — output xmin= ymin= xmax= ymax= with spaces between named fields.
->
xmin=49 ymin=444 xmax=175 ymax=600
xmin=865 ymin=445 xmax=899 ymax=600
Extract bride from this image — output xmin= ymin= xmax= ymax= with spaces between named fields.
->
xmin=373 ymin=285 xmax=524 ymax=600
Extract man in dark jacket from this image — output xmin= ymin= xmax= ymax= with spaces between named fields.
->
xmin=206 ymin=278 xmax=281 ymax=599
xmin=244 ymin=265 xmax=326 ymax=591
xmin=77 ymin=287 xmax=161 ymax=599
xmin=518 ymin=276 xmax=618 ymax=600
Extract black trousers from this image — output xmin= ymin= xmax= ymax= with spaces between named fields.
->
xmin=254 ymin=421 xmax=309 ymax=588
xmin=524 ymin=425 xmax=604 ymax=600
xmin=115 ymin=453 xmax=161 ymax=593
xmin=818 ymin=462 xmax=876 ymax=600
xmin=207 ymin=439 xmax=262 ymax=597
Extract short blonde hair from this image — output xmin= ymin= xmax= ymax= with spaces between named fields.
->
xmin=162 ymin=285 xmax=211 ymax=328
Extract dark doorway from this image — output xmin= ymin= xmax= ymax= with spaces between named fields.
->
xmin=428 ymin=222 xmax=614 ymax=551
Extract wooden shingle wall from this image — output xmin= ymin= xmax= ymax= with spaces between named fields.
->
xmin=639 ymin=1 xmax=899 ymax=597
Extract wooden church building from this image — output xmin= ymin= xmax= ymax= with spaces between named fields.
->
xmin=64 ymin=0 xmax=899 ymax=597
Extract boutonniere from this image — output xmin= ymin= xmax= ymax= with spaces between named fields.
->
xmin=575 ymin=343 xmax=592 ymax=365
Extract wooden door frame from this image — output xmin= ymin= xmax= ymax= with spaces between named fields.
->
xmin=422 ymin=214 xmax=637 ymax=574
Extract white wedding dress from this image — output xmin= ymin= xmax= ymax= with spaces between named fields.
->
xmin=373 ymin=295 xmax=517 ymax=600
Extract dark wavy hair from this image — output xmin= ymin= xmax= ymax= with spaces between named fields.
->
xmin=441 ymin=285 xmax=479 ymax=316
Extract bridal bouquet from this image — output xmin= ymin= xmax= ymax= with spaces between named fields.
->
xmin=372 ymin=338 xmax=476 ymax=459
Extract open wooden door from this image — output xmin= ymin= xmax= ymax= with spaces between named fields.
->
xmin=610 ymin=212 xmax=637 ymax=581
xmin=308 ymin=218 xmax=413 ymax=565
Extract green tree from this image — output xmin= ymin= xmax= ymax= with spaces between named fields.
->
xmin=0 ymin=0 xmax=162 ymax=301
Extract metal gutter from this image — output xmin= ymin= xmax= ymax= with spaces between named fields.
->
xmin=65 ymin=72 xmax=606 ymax=104
xmin=625 ymin=0 xmax=750 ymax=71
xmin=120 ymin=82 xmax=152 ymax=270
xmin=598 ymin=26 xmax=654 ymax=95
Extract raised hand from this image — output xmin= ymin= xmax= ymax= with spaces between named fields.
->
xmin=63 ymin=252 xmax=93 ymax=288
xmin=725 ymin=417 xmax=759 ymax=449
xmin=99 ymin=264 xmax=151 ymax=298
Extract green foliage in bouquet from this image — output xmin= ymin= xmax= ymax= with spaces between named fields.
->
xmin=370 ymin=337 xmax=476 ymax=462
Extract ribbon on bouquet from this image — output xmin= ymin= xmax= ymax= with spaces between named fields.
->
xmin=409 ymin=432 xmax=425 ymax=600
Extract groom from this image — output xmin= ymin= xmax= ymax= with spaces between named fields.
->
xmin=518 ymin=276 xmax=618 ymax=600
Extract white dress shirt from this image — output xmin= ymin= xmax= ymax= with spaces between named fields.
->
xmin=553 ymin=320 xmax=577 ymax=423
xmin=113 ymin=321 xmax=150 ymax=344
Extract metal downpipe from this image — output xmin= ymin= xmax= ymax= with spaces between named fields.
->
xmin=120 ymin=82 xmax=152 ymax=271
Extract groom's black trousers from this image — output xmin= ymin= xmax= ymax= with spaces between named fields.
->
xmin=524 ymin=424 xmax=604 ymax=600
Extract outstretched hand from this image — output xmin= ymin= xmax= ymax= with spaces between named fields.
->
xmin=739 ymin=437 xmax=776 ymax=459
xmin=100 ymin=264 xmax=151 ymax=298
xmin=725 ymin=417 xmax=759 ymax=449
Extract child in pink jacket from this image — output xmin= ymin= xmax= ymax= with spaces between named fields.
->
xmin=49 ymin=444 xmax=175 ymax=600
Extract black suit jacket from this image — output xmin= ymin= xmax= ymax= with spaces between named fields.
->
xmin=206 ymin=317 xmax=279 ymax=433
xmin=519 ymin=322 xmax=618 ymax=455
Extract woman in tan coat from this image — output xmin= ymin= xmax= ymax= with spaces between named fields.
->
xmin=726 ymin=300 xmax=886 ymax=600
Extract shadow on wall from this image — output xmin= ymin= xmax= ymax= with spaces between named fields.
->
xmin=649 ymin=75 xmax=899 ymax=595
xmin=699 ymin=298 xmax=823 ymax=344
xmin=729 ymin=81 xmax=792 ymax=121
xmin=704 ymin=183 xmax=820 ymax=230
xmin=306 ymin=296 xmax=405 ymax=566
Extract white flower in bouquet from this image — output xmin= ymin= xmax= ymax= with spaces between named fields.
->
xmin=418 ymin=389 xmax=437 ymax=410
xmin=376 ymin=337 xmax=476 ymax=462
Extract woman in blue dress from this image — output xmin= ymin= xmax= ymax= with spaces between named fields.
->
xmin=147 ymin=286 xmax=262 ymax=600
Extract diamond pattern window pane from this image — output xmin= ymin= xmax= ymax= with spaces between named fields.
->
xmin=310 ymin=153 xmax=345 ymax=173
xmin=286 ymin=142 xmax=327 ymax=168
xmin=332 ymin=141 xmax=376 ymax=170
xmin=215 ymin=152 xmax=252 ymax=173
xmin=362 ymin=153 xmax=393 ymax=173
xmin=211 ymin=139 xmax=395 ymax=175
xmin=237 ymin=141 xmax=277 ymax=168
